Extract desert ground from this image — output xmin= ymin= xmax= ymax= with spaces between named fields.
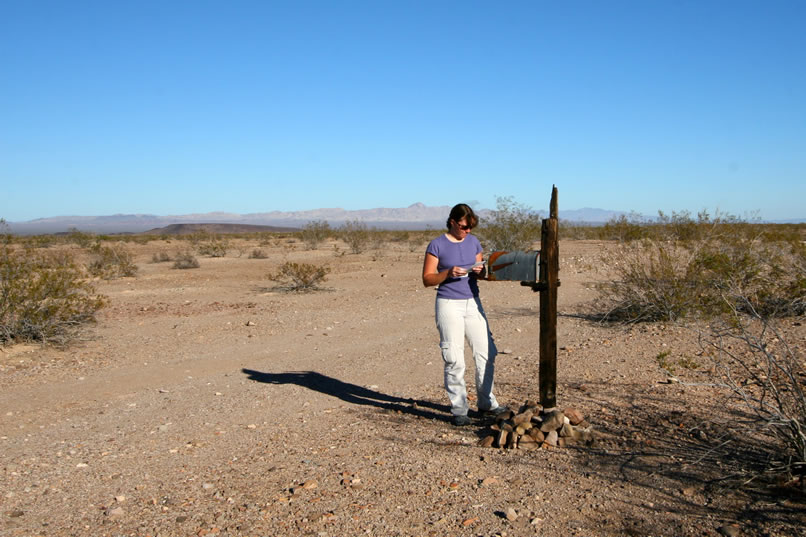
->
xmin=1 ymin=236 xmax=803 ymax=537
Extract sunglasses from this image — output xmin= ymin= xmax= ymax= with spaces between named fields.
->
xmin=454 ymin=221 xmax=472 ymax=231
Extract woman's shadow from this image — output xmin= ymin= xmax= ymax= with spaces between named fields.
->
xmin=241 ymin=369 xmax=451 ymax=422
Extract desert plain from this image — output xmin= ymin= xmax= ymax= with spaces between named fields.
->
xmin=1 ymin=235 xmax=803 ymax=537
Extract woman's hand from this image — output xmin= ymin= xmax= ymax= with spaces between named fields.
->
xmin=448 ymin=266 xmax=467 ymax=278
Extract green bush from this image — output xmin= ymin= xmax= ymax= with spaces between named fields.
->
xmin=87 ymin=243 xmax=138 ymax=279
xmin=592 ymin=214 xmax=806 ymax=322
xmin=300 ymin=220 xmax=331 ymax=250
xmin=0 ymin=245 xmax=106 ymax=345
xmin=339 ymin=220 xmax=371 ymax=254
xmin=268 ymin=262 xmax=330 ymax=292
xmin=477 ymin=196 xmax=542 ymax=252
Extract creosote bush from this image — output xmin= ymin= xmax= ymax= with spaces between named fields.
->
xmin=477 ymin=196 xmax=542 ymax=252
xmin=268 ymin=262 xmax=330 ymax=292
xmin=0 ymin=245 xmax=106 ymax=345
xmin=592 ymin=213 xmax=806 ymax=323
xmin=300 ymin=220 xmax=331 ymax=250
xmin=87 ymin=243 xmax=138 ymax=279
xmin=248 ymin=248 xmax=268 ymax=259
xmin=172 ymin=251 xmax=200 ymax=269
xmin=151 ymin=252 xmax=172 ymax=263
xmin=339 ymin=220 xmax=371 ymax=254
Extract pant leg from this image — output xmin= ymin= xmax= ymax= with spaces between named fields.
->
xmin=435 ymin=298 xmax=469 ymax=416
xmin=464 ymin=297 xmax=499 ymax=411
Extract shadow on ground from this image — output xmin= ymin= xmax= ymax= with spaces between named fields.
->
xmin=242 ymin=368 xmax=452 ymax=422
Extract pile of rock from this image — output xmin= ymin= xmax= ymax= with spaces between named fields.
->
xmin=478 ymin=401 xmax=594 ymax=450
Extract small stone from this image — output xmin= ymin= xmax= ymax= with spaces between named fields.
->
xmin=176 ymin=515 xmax=188 ymax=523
xmin=114 ymin=495 xmax=126 ymax=503
xmin=681 ymin=487 xmax=696 ymax=497
xmin=301 ymin=480 xmax=317 ymax=489
xmin=7 ymin=510 xmax=24 ymax=518
xmin=214 ymin=392 xmax=223 ymax=396
xmin=505 ymin=507 xmax=518 ymax=521
xmin=76 ymin=463 xmax=88 ymax=468
xmin=202 ymin=483 xmax=214 ymax=490
xmin=462 ymin=516 xmax=479 ymax=526
xmin=478 ymin=435 xmax=495 ymax=448
xmin=540 ymin=410 xmax=565 ymax=432
xmin=246 ymin=424 xmax=257 ymax=429
xmin=246 ymin=321 xmax=256 ymax=326
xmin=717 ymin=525 xmax=741 ymax=537
xmin=545 ymin=430 xmax=558 ymax=447
xmin=564 ymin=408 xmax=585 ymax=426
xmin=500 ymin=349 xmax=513 ymax=355
xmin=559 ymin=423 xmax=575 ymax=438
xmin=530 ymin=517 xmax=543 ymax=525
xmin=480 ymin=477 xmax=498 ymax=487
xmin=107 ymin=507 xmax=125 ymax=518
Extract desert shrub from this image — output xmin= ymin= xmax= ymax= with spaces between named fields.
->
xmin=268 ymin=262 xmax=330 ymax=292
xmin=66 ymin=228 xmax=96 ymax=248
xmin=592 ymin=214 xmax=806 ymax=323
xmin=248 ymin=248 xmax=268 ymax=259
xmin=596 ymin=212 xmax=648 ymax=242
xmin=702 ymin=310 xmax=805 ymax=486
xmin=196 ymin=236 xmax=228 ymax=257
xmin=477 ymin=196 xmax=542 ymax=252
xmin=339 ymin=220 xmax=370 ymax=254
xmin=300 ymin=220 xmax=331 ymax=250
xmin=172 ymin=251 xmax=200 ymax=269
xmin=0 ymin=245 xmax=105 ymax=345
xmin=87 ymin=243 xmax=138 ymax=279
xmin=150 ymin=252 xmax=172 ymax=263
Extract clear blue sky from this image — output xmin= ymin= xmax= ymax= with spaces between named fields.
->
xmin=2 ymin=0 xmax=804 ymax=222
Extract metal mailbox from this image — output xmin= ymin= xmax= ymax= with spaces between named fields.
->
xmin=485 ymin=250 xmax=540 ymax=282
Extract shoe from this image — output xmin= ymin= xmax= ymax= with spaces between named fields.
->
xmin=481 ymin=405 xmax=510 ymax=417
xmin=452 ymin=415 xmax=472 ymax=427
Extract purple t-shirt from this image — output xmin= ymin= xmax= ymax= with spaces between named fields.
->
xmin=425 ymin=233 xmax=483 ymax=299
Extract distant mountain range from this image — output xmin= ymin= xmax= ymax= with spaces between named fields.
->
xmin=3 ymin=204 xmax=643 ymax=235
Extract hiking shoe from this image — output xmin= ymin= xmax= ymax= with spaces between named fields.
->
xmin=452 ymin=415 xmax=472 ymax=427
xmin=482 ymin=405 xmax=511 ymax=417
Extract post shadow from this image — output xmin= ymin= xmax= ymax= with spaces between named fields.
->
xmin=241 ymin=369 xmax=451 ymax=422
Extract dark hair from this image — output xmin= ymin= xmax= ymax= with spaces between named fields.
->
xmin=446 ymin=203 xmax=478 ymax=230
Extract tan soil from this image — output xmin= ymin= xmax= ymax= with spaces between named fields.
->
xmin=1 ymin=238 xmax=804 ymax=537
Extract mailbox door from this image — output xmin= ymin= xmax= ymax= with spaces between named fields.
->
xmin=486 ymin=251 xmax=539 ymax=282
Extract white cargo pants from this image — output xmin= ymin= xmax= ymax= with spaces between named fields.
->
xmin=435 ymin=297 xmax=499 ymax=416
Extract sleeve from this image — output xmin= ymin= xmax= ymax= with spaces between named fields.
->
xmin=425 ymin=239 xmax=439 ymax=258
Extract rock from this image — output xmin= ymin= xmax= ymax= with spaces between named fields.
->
xmin=512 ymin=410 xmax=533 ymax=427
xmin=478 ymin=435 xmax=495 ymax=448
xmin=559 ymin=423 xmax=575 ymax=438
xmin=528 ymin=429 xmax=545 ymax=443
xmin=500 ymin=349 xmax=513 ymax=354
xmin=545 ymin=430 xmax=558 ymax=447
xmin=480 ymin=477 xmax=498 ymax=487
xmin=202 ymin=483 xmax=214 ymax=490
xmin=245 ymin=321 xmax=256 ymax=326
xmin=107 ymin=507 xmax=125 ymax=518
xmin=564 ymin=408 xmax=585 ymax=426
xmin=505 ymin=507 xmax=518 ymax=521
xmin=540 ymin=410 xmax=565 ymax=432
xmin=496 ymin=430 xmax=509 ymax=448
xmin=301 ymin=480 xmax=317 ymax=490
xmin=462 ymin=516 xmax=479 ymax=526
xmin=681 ymin=487 xmax=696 ymax=497
xmin=7 ymin=510 xmax=24 ymax=518
xmin=717 ymin=525 xmax=741 ymax=537
xmin=114 ymin=495 xmax=126 ymax=503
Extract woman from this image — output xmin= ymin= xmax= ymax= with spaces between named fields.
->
xmin=422 ymin=203 xmax=507 ymax=426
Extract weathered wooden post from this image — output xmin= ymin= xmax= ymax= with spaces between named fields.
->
xmin=538 ymin=186 xmax=559 ymax=408
xmin=484 ymin=186 xmax=559 ymax=409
